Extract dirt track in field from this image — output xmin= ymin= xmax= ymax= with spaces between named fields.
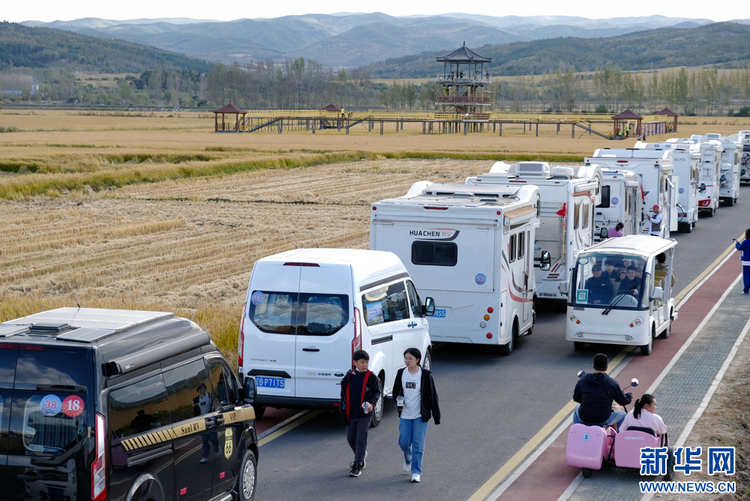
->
xmin=1 ymin=159 xmax=487 ymax=310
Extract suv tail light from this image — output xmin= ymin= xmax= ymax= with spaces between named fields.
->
xmin=92 ymin=413 xmax=107 ymax=501
xmin=238 ymin=301 xmax=247 ymax=369
xmin=352 ymin=307 xmax=362 ymax=355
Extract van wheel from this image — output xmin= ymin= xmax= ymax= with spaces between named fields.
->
xmin=422 ymin=350 xmax=432 ymax=371
xmin=237 ymin=449 xmax=257 ymax=501
xmin=252 ymin=405 xmax=266 ymax=419
xmin=370 ymin=375 xmax=385 ymax=428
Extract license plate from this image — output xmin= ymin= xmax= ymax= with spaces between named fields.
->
xmin=256 ymin=376 xmax=285 ymax=389
xmin=433 ymin=309 xmax=446 ymax=318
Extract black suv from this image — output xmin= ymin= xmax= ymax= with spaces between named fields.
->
xmin=0 ymin=308 xmax=258 ymax=501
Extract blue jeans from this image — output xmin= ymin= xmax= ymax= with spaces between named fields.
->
xmin=742 ymin=265 xmax=750 ymax=294
xmin=573 ymin=405 xmax=626 ymax=429
xmin=399 ymin=417 xmax=429 ymax=475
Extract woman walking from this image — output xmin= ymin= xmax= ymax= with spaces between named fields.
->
xmin=736 ymin=228 xmax=750 ymax=294
xmin=393 ymin=347 xmax=440 ymax=483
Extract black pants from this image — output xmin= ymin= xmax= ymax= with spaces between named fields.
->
xmin=346 ymin=417 xmax=370 ymax=464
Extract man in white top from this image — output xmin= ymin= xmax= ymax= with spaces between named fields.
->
xmin=621 ymin=394 xmax=667 ymax=436
xmin=649 ymin=205 xmax=663 ymax=237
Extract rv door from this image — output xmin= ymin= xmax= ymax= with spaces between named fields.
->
xmin=667 ymin=176 xmax=678 ymax=233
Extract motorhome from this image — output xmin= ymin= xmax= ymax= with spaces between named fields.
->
xmin=594 ymin=169 xmax=642 ymax=242
xmin=653 ymin=142 xmax=700 ymax=232
xmin=566 ymin=235 xmax=678 ymax=356
xmin=739 ymin=130 xmax=750 ymax=183
xmin=719 ymin=137 xmax=741 ymax=206
xmin=586 ymin=147 xmax=677 ymax=238
xmin=370 ymin=182 xmax=540 ymax=355
xmin=696 ymin=140 xmax=722 ymax=216
xmin=464 ymin=161 xmax=602 ymax=303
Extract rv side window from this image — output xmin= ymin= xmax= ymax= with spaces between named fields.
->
xmin=574 ymin=202 xmax=581 ymax=230
xmin=411 ymin=241 xmax=458 ymax=266
xmin=362 ymin=281 xmax=410 ymax=326
xmin=518 ymin=231 xmax=525 ymax=259
xmin=597 ymin=185 xmax=611 ymax=208
xmin=509 ymin=234 xmax=517 ymax=262
xmin=108 ymin=374 xmax=171 ymax=439
xmin=582 ymin=203 xmax=589 ymax=229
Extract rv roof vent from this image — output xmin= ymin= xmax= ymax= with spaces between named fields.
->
xmin=29 ymin=322 xmax=72 ymax=334
xmin=550 ymin=166 xmax=574 ymax=178
xmin=449 ymin=192 xmax=473 ymax=199
xmin=514 ymin=162 xmax=550 ymax=177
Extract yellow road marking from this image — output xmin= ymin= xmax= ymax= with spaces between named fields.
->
xmin=258 ymin=410 xmax=324 ymax=447
xmin=467 ymin=239 xmax=740 ymax=501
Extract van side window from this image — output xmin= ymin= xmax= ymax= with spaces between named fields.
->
xmin=207 ymin=358 xmax=236 ymax=408
xmin=362 ymin=281 xmax=410 ymax=326
xmin=108 ymin=374 xmax=170 ymax=438
xmin=509 ymin=234 xmax=517 ymax=262
xmin=411 ymin=241 xmax=458 ymax=266
xmin=297 ymin=293 xmax=349 ymax=336
xmin=163 ymin=360 xmax=214 ymax=423
xmin=405 ymin=280 xmax=421 ymax=318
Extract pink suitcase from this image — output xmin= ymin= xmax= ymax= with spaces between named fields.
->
xmin=566 ymin=424 xmax=614 ymax=470
xmin=613 ymin=429 xmax=660 ymax=468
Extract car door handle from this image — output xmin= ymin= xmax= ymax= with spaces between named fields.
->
xmin=215 ymin=415 xmax=225 ymax=426
xmin=302 ymin=347 xmax=320 ymax=352
xmin=408 ymin=321 xmax=417 ymax=328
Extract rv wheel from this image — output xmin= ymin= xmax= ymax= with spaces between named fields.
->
xmin=685 ymin=221 xmax=692 ymax=233
xmin=499 ymin=320 xmax=519 ymax=356
xmin=727 ymin=197 xmax=735 ymax=207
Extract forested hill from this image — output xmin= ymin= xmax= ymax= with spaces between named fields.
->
xmin=359 ymin=22 xmax=750 ymax=78
xmin=0 ymin=22 xmax=214 ymax=73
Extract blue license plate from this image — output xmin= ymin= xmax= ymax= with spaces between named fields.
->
xmin=433 ymin=309 xmax=446 ymax=318
xmin=256 ymin=377 xmax=285 ymax=389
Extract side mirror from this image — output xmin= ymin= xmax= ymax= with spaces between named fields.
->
xmin=243 ymin=377 xmax=256 ymax=405
xmin=600 ymin=227 xmax=609 ymax=240
xmin=630 ymin=378 xmax=639 ymax=387
xmin=651 ymin=286 xmax=664 ymax=302
xmin=540 ymin=250 xmax=552 ymax=271
xmin=423 ymin=297 xmax=435 ymax=317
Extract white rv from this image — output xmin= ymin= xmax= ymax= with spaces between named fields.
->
xmin=696 ymin=140 xmax=722 ymax=216
xmin=739 ymin=130 xmax=750 ymax=184
xmin=594 ymin=169 xmax=642 ymax=242
xmin=719 ymin=137 xmax=741 ymax=206
xmin=370 ymin=183 xmax=540 ymax=355
xmin=464 ymin=161 xmax=602 ymax=303
xmin=654 ymin=142 xmax=700 ymax=232
xmin=586 ymin=147 xmax=678 ymax=238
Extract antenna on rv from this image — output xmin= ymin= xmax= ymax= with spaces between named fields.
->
xmin=64 ymin=281 xmax=82 ymax=309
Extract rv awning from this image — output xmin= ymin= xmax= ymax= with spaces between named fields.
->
xmin=504 ymin=206 xmax=537 ymax=220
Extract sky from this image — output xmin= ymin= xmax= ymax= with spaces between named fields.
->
xmin=2 ymin=0 xmax=746 ymax=24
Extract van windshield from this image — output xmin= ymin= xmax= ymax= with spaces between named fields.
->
xmin=249 ymin=291 xmax=349 ymax=336
xmin=571 ymin=253 xmax=648 ymax=309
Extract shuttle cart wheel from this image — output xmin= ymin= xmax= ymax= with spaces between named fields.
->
xmin=659 ymin=322 xmax=670 ymax=339
xmin=640 ymin=326 xmax=654 ymax=356
xmin=582 ymin=468 xmax=593 ymax=478
xmin=370 ymin=375 xmax=385 ymax=428
xmin=252 ymin=405 xmax=266 ymax=419
xmin=574 ymin=342 xmax=585 ymax=351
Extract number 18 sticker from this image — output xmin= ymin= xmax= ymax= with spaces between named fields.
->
xmin=62 ymin=395 xmax=85 ymax=417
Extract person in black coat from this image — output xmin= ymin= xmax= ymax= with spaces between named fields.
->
xmin=585 ymin=264 xmax=614 ymax=304
xmin=340 ymin=350 xmax=381 ymax=477
xmin=573 ymin=353 xmax=632 ymax=429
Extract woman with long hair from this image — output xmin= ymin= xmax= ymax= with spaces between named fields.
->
xmin=620 ymin=393 xmax=667 ymax=436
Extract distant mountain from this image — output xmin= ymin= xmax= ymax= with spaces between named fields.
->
xmin=20 ymin=13 xmax=715 ymax=68
xmin=0 ymin=22 xmax=213 ymax=73
xmin=358 ymin=22 xmax=750 ymax=77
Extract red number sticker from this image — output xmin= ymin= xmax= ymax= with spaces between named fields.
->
xmin=62 ymin=395 xmax=84 ymax=417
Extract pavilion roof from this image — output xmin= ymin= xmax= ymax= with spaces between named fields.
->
xmin=213 ymin=102 xmax=246 ymax=114
xmin=437 ymin=42 xmax=491 ymax=63
xmin=321 ymin=103 xmax=341 ymax=111
xmin=655 ymin=107 xmax=678 ymax=116
xmin=612 ymin=109 xmax=643 ymax=120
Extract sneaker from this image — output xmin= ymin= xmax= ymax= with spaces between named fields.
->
xmin=403 ymin=462 xmax=410 ymax=473
xmin=349 ymin=464 xmax=362 ymax=477
xmin=199 ymin=457 xmax=208 ymax=464
xmin=411 ymin=473 xmax=421 ymax=483
xmin=361 ymin=451 xmax=367 ymax=470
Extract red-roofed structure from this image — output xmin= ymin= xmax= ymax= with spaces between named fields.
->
xmin=655 ymin=107 xmax=679 ymax=132
xmin=611 ymin=109 xmax=644 ymax=138
xmin=213 ymin=102 xmax=247 ymax=132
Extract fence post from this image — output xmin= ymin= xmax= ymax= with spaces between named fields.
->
xmin=380 ymin=121 xmax=383 ymax=136
xmin=499 ymin=123 xmax=502 ymax=137
xmin=572 ymin=124 xmax=575 ymax=138
xmin=536 ymin=123 xmax=538 ymax=137
xmin=278 ymin=119 xmax=282 ymax=134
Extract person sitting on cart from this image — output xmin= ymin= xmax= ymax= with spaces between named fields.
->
xmin=617 ymin=266 xmax=641 ymax=296
xmin=585 ymin=264 xmax=614 ymax=304
xmin=573 ymin=353 xmax=632 ymax=429
xmin=620 ymin=393 xmax=667 ymax=437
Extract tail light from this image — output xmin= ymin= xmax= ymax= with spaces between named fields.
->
xmin=352 ymin=307 xmax=362 ymax=355
xmin=238 ymin=301 xmax=247 ymax=369
xmin=92 ymin=413 xmax=107 ymax=501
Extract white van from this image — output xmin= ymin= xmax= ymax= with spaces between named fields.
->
xmin=238 ymin=248 xmax=434 ymax=426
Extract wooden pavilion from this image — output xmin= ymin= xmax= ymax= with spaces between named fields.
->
xmin=213 ymin=102 xmax=247 ymax=132
xmin=655 ymin=107 xmax=679 ymax=133
xmin=612 ymin=109 xmax=643 ymax=138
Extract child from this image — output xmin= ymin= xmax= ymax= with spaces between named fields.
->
xmin=340 ymin=350 xmax=382 ymax=477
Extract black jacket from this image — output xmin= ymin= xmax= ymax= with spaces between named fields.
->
xmin=339 ymin=369 xmax=381 ymax=425
xmin=393 ymin=367 xmax=441 ymax=425
xmin=573 ymin=371 xmax=632 ymax=424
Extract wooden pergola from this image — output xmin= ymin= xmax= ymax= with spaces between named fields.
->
xmin=612 ymin=109 xmax=643 ymax=138
xmin=655 ymin=107 xmax=679 ymax=133
xmin=213 ymin=102 xmax=247 ymax=132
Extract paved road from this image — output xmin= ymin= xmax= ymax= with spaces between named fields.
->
xmin=252 ymin=185 xmax=750 ymax=501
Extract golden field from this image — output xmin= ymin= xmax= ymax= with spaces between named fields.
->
xmin=1 ymin=109 xmax=750 ymax=364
